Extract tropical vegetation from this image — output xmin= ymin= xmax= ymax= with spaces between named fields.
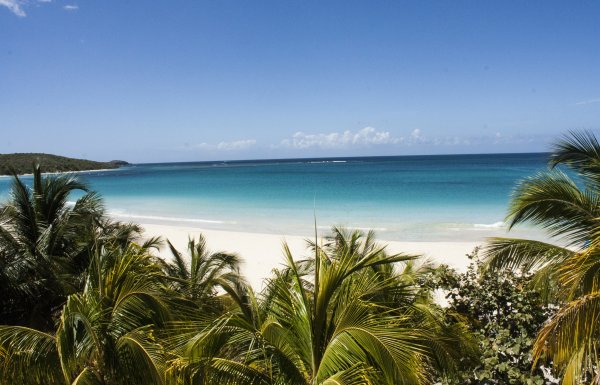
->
xmin=2 ymin=130 xmax=600 ymax=384
xmin=435 ymin=252 xmax=558 ymax=385
xmin=163 ymin=228 xmax=475 ymax=385
xmin=484 ymin=131 xmax=600 ymax=384
xmin=0 ymin=167 xmax=475 ymax=384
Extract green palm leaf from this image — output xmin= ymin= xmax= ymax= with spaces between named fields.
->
xmin=485 ymin=131 xmax=600 ymax=383
xmin=483 ymin=237 xmax=574 ymax=272
xmin=171 ymin=227 xmax=467 ymax=385
xmin=116 ymin=327 xmax=166 ymax=385
xmin=321 ymin=363 xmax=373 ymax=385
xmin=164 ymin=234 xmax=242 ymax=306
xmin=0 ymin=325 xmax=61 ymax=384
xmin=506 ymin=170 xmax=600 ymax=246
xmin=70 ymin=367 xmax=103 ymax=385
xmin=550 ymin=130 xmax=600 ymax=186
xmin=533 ymin=291 xmax=600 ymax=385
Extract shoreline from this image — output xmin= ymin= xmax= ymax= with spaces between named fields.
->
xmin=139 ymin=222 xmax=479 ymax=289
xmin=0 ymin=167 xmax=126 ymax=178
xmin=108 ymin=211 xmax=531 ymax=244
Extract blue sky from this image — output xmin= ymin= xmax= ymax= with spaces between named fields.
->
xmin=1 ymin=1 xmax=599 ymax=162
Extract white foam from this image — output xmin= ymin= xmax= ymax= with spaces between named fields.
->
xmin=109 ymin=212 xmax=237 ymax=225
xmin=473 ymin=221 xmax=505 ymax=229
xmin=309 ymin=160 xmax=347 ymax=164
xmin=316 ymin=225 xmax=388 ymax=232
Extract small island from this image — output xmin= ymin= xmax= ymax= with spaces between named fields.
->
xmin=0 ymin=153 xmax=129 ymax=175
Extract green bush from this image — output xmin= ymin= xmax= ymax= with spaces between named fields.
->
xmin=435 ymin=250 xmax=559 ymax=385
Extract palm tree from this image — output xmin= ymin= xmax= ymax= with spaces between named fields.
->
xmin=162 ymin=234 xmax=243 ymax=307
xmin=168 ymin=227 xmax=469 ymax=384
xmin=483 ymin=131 xmax=600 ymax=384
xmin=0 ymin=165 xmax=156 ymax=331
xmin=0 ymin=242 xmax=173 ymax=385
xmin=0 ymin=165 xmax=104 ymax=330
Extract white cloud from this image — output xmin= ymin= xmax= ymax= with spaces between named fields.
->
xmin=279 ymin=127 xmax=400 ymax=149
xmin=186 ymin=129 xmax=550 ymax=155
xmin=408 ymin=129 xmax=445 ymax=145
xmin=427 ymin=132 xmax=548 ymax=147
xmin=217 ymin=139 xmax=256 ymax=150
xmin=0 ymin=0 xmax=26 ymax=17
xmin=410 ymin=128 xmax=425 ymax=143
xmin=574 ymin=98 xmax=600 ymax=106
xmin=63 ymin=4 xmax=78 ymax=11
xmin=192 ymin=139 xmax=257 ymax=151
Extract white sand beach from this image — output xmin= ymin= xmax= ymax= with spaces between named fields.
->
xmin=141 ymin=222 xmax=479 ymax=289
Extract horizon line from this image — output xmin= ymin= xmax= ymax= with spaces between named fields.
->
xmin=136 ymin=151 xmax=550 ymax=166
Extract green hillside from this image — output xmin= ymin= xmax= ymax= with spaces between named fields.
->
xmin=0 ymin=153 xmax=128 ymax=175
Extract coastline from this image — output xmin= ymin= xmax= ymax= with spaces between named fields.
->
xmin=0 ymin=167 xmax=126 ymax=178
xmin=140 ymin=222 xmax=479 ymax=289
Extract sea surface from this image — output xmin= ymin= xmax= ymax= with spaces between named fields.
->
xmin=0 ymin=153 xmax=553 ymax=242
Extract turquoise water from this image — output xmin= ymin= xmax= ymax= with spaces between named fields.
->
xmin=0 ymin=153 xmax=551 ymax=241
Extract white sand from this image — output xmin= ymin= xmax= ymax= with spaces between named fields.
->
xmin=140 ymin=223 xmax=479 ymax=289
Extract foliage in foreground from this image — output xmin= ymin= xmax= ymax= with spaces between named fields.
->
xmin=434 ymin=252 xmax=558 ymax=385
xmin=0 ymin=164 xmax=104 ymax=330
xmin=484 ymin=131 xmax=600 ymax=384
xmin=0 ymin=166 xmax=473 ymax=385
xmin=6 ymin=129 xmax=600 ymax=385
xmin=0 ymin=243 xmax=172 ymax=385
xmin=166 ymin=228 xmax=475 ymax=385
xmin=0 ymin=165 xmax=152 ymax=331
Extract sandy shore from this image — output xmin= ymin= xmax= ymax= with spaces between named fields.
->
xmin=140 ymin=223 xmax=479 ymax=289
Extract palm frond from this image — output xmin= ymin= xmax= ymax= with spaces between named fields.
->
xmin=166 ymin=238 xmax=189 ymax=279
xmin=322 ymin=297 xmax=425 ymax=384
xmin=533 ymin=291 xmax=600 ymax=385
xmin=70 ymin=367 xmax=103 ymax=385
xmin=558 ymin=246 xmax=600 ymax=299
xmin=116 ymin=327 xmax=166 ymax=385
xmin=483 ymin=237 xmax=574 ymax=272
xmin=321 ymin=363 xmax=374 ymax=385
xmin=550 ymin=130 xmax=600 ymax=186
xmin=506 ymin=170 xmax=600 ymax=246
xmin=0 ymin=325 xmax=61 ymax=384
xmin=56 ymin=293 xmax=103 ymax=382
xmin=32 ymin=165 xmax=89 ymax=225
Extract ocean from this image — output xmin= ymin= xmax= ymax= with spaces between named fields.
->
xmin=0 ymin=153 xmax=552 ymax=242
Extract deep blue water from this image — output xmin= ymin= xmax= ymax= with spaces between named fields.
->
xmin=0 ymin=153 xmax=551 ymax=241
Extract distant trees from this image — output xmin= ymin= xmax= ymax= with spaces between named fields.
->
xmin=0 ymin=153 xmax=127 ymax=175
